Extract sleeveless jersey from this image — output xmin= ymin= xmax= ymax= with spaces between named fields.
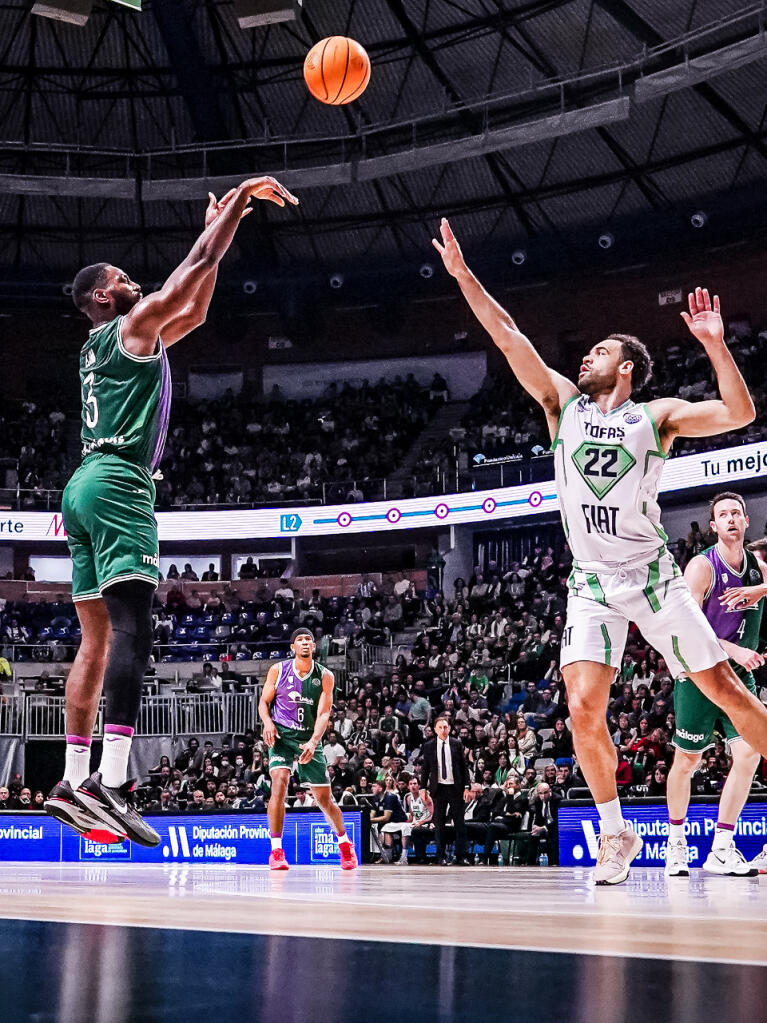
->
xmin=408 ymin=793 xmax=428 ymax=822
xmin=271 ymin=659 xmax=328 ymax=737
xmin=79 ymin=315 xmax=171 ymax=471
xmin=551 ymin=395 xmax=667 ymax=570
xmin=701 ymin=545 xmax=764 ymax=676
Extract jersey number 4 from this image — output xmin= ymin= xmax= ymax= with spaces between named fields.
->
xmin=82 ymin=371 xmax=99 ymax=428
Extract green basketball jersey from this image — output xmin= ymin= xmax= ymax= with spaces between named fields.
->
xmin=79 ymin=315 xmax=171 ymax=470
xmin=272 ymin=659 xmax=329 ymax=738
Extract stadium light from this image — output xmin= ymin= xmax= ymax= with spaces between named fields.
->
xmin=329 ymin=273 xmax=344 ymax=290
xmin=234 ymin=0 xmax=302 ymax=29
xmin=31 ymin=1 xmax=93 ymax=25
xmin=690 ymin=211 xmax=708 ymax=229
xmin=511 ymin=249 xmax=527 ymax=266
xmin=598 ymin=232 xmax=615 ymax=250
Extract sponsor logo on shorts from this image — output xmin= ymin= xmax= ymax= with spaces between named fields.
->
xmin=676 ymin=727 xmax=705 ymax=743
xmin=270 ymin=755 xmax=286 ymax=764
xmin=142 ymin=553 xmax=160 ymax=567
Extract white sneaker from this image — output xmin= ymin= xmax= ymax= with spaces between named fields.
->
xmin=748 ymin=844 xmax=767 ymax=874
xmin=703 ymin=842 xmax=758 ymax=877
xmin=593 ymin=828 xmax=643 ymax=885
xmin=397 ymin=854 xmax=409 ymax=865
xmin=664 ymin=839 xmax=689 ymax=877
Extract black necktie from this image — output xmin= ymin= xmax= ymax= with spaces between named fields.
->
xmin=441 ymin=741 xmax=447 ymax=780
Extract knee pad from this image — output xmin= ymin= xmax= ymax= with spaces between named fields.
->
xmin=102 ymin=581 xmax=155 ymax=728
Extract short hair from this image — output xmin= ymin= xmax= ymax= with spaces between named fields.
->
xmin=72 ymin=263 xmax=111 ymax=312
xmin=710 ymin=491 xmax=746 ymax=520
xmin=291 ymin=627 xmax=314 ymax=643
xmin=607 ymin=333 xmax=653 ymax=393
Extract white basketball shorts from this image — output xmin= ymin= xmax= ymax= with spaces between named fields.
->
xmin=560 ymin=548 xmax=726 ymax=677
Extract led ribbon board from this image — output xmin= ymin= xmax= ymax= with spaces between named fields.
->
xmin=5 ymin=439 xmax=767 ymax=542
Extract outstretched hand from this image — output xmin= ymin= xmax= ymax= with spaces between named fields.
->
xmin=680 ymin=287 xmax=724 ymax=347
xmin=243 ymin=176 xmax=299 ymax=208
xmin=432 ymin=217 xmax=468 ymax=279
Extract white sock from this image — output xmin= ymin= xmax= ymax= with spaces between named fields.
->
xmin=270 ymin=835 xmax=283 ymax=851
xmin=668 ymin=822 xmax=686 ymax=843
xmin=99 ymin=730 xmax=132 ymax=789
xmin=64 ymin=740 xmax=91 ymax=789
xmin=337 ymin=832 xmax=351 ymax=846
xmin=596 ymin=797 xmax=626 ymax=835
xmin=713 ymin=826 xmax=734 ymax=851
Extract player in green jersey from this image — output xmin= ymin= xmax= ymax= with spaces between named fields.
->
xmin=258 ymin=628 xmax=358 ymax=870
xmin=45 ymin=176 xmax=298 ymax=847
xmin=665 ymin=493 xmax=767 ymax=877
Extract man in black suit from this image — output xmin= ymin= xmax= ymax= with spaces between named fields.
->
xmin=421 ymin=715 xmax=471 ymax=864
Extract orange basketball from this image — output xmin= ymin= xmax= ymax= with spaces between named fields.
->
xmin=304 ymin=36 xmax=371 ymax=106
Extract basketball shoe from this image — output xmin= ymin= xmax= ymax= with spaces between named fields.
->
xmin=664 ymin=839 xmax=690 ymax=877
xmin=748 ymin=844 xmax=767 ymax=874
xmin=75 ymin=772 xmax=160 ymax=848
xmin=44 ymin=780 xmax=126 ymax=844
xmin=269 ymin=848 xmax=289 ymax=870
xmin=703 ymin=842 xmax=758 ymax=876
xmin=593 ymin=829 xmax=643 ymax=885
xmin=340 ymin=842 xmax=358 ymax=870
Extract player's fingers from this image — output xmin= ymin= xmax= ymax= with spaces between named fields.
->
xmin=714 ymin=294 xmax=720 ymax=314
xmin=220 ymin=187 xmax=237 ymax=205
xmin=680 ymin=312 xmax=692 ymax=328
xmin=267 ymin=195 xmax=286 ymax=207
xmin=432 ymin=238 xmax=445 ymax=255
xmin=240 ymin=207 xmax=253 ymax=219
xmin=702 ymin=288 xmax=711 ymax=311
xmin=687 ymin=292 xmax=696 ymax=316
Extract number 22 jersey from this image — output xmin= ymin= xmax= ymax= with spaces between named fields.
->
xmin=551 ymin=395 xmax=668 ymax=570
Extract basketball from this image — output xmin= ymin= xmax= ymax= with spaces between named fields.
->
xmin=303 ymin=36 xmax=371 ymax=105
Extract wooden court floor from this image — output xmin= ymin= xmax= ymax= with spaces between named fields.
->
xmin=1 ymin=864 xmax=767 ymax=1022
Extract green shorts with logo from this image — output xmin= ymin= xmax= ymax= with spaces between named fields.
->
xmin=673 ymin=671 xmax=757 ymax=753
xmin=268 ymin=726 xmax=330 ymax=787
xmin=62 ymin=453 xmax=159 ymax=601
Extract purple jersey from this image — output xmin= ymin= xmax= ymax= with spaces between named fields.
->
xmin=271 ymin=659 xmax=326 ymax=736
xmin=701 ymin=545 xmax=763 ymax=651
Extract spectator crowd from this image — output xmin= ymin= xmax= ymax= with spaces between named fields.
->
xmin=4 ymin=546 xmax=765 ymax=866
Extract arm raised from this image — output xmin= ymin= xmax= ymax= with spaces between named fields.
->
xmin=433 ymin=218 xmax=577 ymax=438
xmin=123 ymin=177 xmax=298 ymax=356
xmin=650 ymin=288 xmax=755 ymax=448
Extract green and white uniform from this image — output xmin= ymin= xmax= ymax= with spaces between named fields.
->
xmin=62 ymin=315 xmax=170 ymax=600
xmin=268 ymin=659 xmax=331 ymax=787
xmin=552 ymin=395 xmax=726 ymax=676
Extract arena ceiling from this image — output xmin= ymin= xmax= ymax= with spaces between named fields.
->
xmin=1 ymin=0 xmax=767 ymax=295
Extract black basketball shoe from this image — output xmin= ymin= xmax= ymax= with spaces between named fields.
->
xmin=44 ymin=780 xmax=126 ymax=844
xmin=75 ymin=772 xmax=161 ymax=848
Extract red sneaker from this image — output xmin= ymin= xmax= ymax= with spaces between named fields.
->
xmin=269 ymin=848 xmax=290 ymax=871
xmin=339 ymin=842 xmax=358 ymax=870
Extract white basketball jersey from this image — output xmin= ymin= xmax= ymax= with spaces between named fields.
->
xmin=551 ymin=395 xmax=668 ymax=570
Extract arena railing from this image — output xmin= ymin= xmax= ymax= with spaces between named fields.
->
xmin=1 ymin=641 xmax=300 ymax=664
xmin=17 ymin=693 xmax=258 ymax=740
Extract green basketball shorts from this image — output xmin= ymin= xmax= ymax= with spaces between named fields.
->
xmin=268 ymin=726 xmax=330 ymax=787
xmin=673 ymin=671 xmax=757 ymax=753
xmin=62 ymin=454 xmax=159 ymax=601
